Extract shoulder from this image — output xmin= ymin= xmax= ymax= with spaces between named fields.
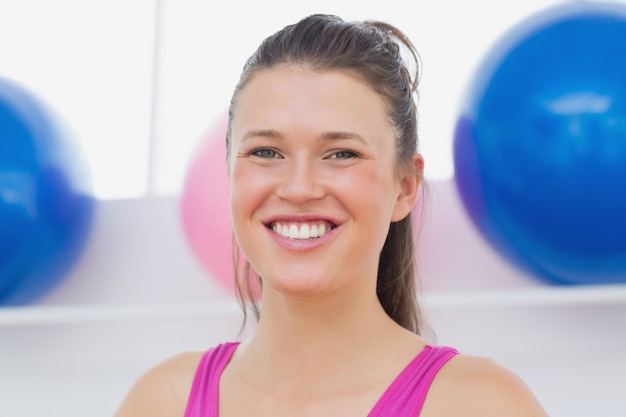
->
xmin=422 ymin=352 xmax=548 ymax=417
xmin=113 ymin=351 xmax=205 ymax=417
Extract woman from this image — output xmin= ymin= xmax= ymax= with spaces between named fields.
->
xmin=115 ymin=14 xmax=548 ymax=417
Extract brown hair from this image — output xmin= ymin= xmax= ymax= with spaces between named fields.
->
xmin=227 ymin=14 xmax=428 ymax=335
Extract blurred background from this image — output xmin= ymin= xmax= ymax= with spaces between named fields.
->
xmin=1 ymin=1 xmax=625 ymax=416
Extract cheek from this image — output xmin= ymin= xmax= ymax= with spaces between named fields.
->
xmin=229 ymin=177 xmax=256 ymax=258
xmin=334 ymin=164 xmax=399 ymax=211
xmin=230 ymin=168 xmax=253 ymax=223
xmin=229 ymin=164 xmax=272 ymax=228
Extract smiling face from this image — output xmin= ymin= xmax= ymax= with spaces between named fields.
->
xmin=228 ymin=65 xmax=418 ymax=299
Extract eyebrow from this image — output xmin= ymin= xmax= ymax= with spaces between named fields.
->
xmin=240 ymin=129 xmax=283 ymax=143
xmin=241 ymin=129 xmax=368 ymax=144
xmin=318 ymin=131 xmax=368 ymax=144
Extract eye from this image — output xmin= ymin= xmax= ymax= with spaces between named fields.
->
xmin=328 ymin=150 xmax=358 ymax=159
xmin=251 ymin=148 xmax=280 ymax=159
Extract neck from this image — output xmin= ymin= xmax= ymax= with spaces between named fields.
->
xmin=227 ymin=284 xmax=427 ymax=406
xmin=243 ymin=285 xmax=414 ymax=380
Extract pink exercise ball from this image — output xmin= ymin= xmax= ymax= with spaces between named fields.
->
xmin=180 ymin=114 xmax=235 ymax=294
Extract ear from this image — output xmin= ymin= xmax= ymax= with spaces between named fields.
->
xmin=391 ymin=153 xmax=424 ymax=222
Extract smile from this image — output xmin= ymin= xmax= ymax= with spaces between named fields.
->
xmin=270 ymin=221 xmax=336 ymax=240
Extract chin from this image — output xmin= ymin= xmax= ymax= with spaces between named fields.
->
xmin=261 ymin=271 xmax=337 ymax=299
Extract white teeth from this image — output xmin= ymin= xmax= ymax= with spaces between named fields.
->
xmin=298 ymin=224 xmax=311 ymax=239
xmin=272 ymin=221 xmax=332 ymax=240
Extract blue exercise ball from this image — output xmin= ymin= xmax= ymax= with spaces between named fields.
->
xmin=0 ymin=77 xmax=94 ymax=304
xmin=453 ymin=3 xmax=626 ymax=285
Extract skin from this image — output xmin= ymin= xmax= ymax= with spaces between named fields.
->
xmin=114 ymin=66 xmax=549 ymax=417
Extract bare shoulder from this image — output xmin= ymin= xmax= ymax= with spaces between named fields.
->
xmin=113 ymin=351 xmax=205 ymax=417
xmin=422 ymin=353 xmax=549 ymax=417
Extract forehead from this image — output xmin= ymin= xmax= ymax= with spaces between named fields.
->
xmin=230 ymin=65 xmax=392 ymax=138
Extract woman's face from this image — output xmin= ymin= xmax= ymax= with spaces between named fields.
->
xmin=228 ymin=65 xmax=419 ymax=299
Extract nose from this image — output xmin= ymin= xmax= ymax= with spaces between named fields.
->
xmin=275 ymin=156 xmax=325 ymax=203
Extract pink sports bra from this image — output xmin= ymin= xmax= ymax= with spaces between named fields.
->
xmin=184 ymin=342 xmax=459 ymax=417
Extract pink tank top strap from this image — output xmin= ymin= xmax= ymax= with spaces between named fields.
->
xmin=368 ymin=345 xmax=459 ymax=417
xmin=183 ymin=342 xmax=240 ymax=417
xmin=184 ymin=343 xmax=457 ymax=417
